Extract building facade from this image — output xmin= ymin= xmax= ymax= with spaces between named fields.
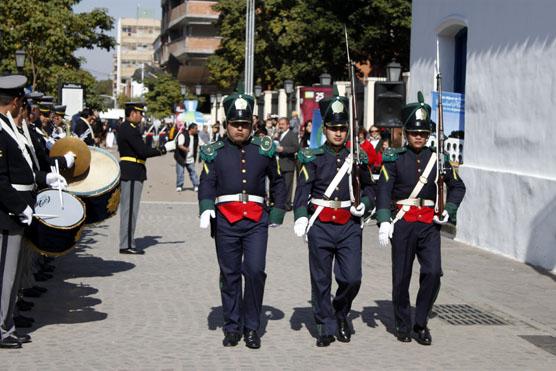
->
xmin=114 ymin=17 xmax=161 ymax=98
xmin=158 ymin=0 xmax=220 ymax=94
xmin=410 ymin=0 xmax=556 ymax=272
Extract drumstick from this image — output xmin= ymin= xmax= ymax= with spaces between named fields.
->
xmin=9 ymin=212 xmax=60 ymax=218
xmin=55 ymin=159 xmax=64 ymax=210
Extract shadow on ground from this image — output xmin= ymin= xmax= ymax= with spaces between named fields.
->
xmin=135 ymin=235 xmax=185 ymax=251
xmin=207 ymin=305 xmax=285 ymax=337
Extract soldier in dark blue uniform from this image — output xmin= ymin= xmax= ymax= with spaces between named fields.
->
xmin=117 ymin=102 xmax=168 ymax=255
xmin=293 ymin=96 xmax=375 ymax=347
xmin=198 ymin=93 xmax=286 ymax=349
xmin=376 ymin=92 xmax=466 ymax=345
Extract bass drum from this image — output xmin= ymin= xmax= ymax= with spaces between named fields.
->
xmin=66 ymin=146 xmax=121 ymax=224
xmin=27 ymin=189 xmax=86 ymax=257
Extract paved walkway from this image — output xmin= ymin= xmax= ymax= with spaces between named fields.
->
xmin=4 ymin=153 xmax=555 ymax=370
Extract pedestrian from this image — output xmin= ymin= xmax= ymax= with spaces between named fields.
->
xmin=211 ymin=122 xmax=222 ymax=142
xmin=300 ymin=120 xmax=312 ymax=148
xmin=376 ymin=92 xmax=466 ymax=345
xmin=290 ymin=110 xmax=301 ymax=135
xmin=174 ymin=123 xmax=200 ymax=192
xmin=293 ymin=95 xmax=374 ymax=347
xmin=117 ymin=102 xmax=169 ymax=255
xmin=276 ymin=117 xmax=299 ymax=211
xmin=198 ymin=93 xmax=286 ymax=349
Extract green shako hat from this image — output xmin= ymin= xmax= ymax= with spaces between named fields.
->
xmin=401 ymin=91 xmax=432 ymax=132
xmin=222 ymin=93 xmax=254 ymax=123
xmin=319 ymin=95 xmax=349 ymax=127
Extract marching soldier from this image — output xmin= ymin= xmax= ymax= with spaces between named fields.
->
xmin=198 ymin=93 xmax=286 ymax=349
xmin=292 ymin=96 xmax=374 ymax=347
xmin=376 ymin=92 xmax=466 ymax=345
xmin=0 ymin=75 xmax=66 ymax=348
xmin=117 ymin=102 xmax=168 ymax=255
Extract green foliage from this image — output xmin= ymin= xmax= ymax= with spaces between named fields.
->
xmin=0 ymin=0 xmax=115 ymax=99
xmin=117 ymin=93 xmax=133 ymax=109
xmin=95 ymin=79 xmax=113 ymax=96
xmin=208 ymin=0 xmax=411 ymax=91
xmin=144 ymin=72 xmax=182 ymax=119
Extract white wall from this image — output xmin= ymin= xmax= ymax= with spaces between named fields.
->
xmin=411 ymin=0 xmax=556 ymax=272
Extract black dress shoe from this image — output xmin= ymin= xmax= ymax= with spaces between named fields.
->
xmin=32 ymin=286 xmax=48 ymax=293
xmin=414 ymin=327 xmax=432 ymax=346
xmin=396 ymin=332 xmax=412 ymax=343
xmin=243 ymin=329 xmax=261 ymax=349
xmin=13 ymin=316 xmax=33 ymax=328
xmin=20 ymin=288 xmax=41 ymax=298
xmin=336 ymin=318 xmax=351 ymax=343
xmin=13 ymin=332 xmax=31 ymax=344
xmin=119 ymin=248 xmax=145 ymax=255
xmin=316 ymin=335 xmax=336 ymax=347
xmin=222 ymin=332 xmax=241 ymax=347
xmin=16 ymin=299 xmax=34 ymax=311
xmin=0 ymin=335 xmax=22 ymax=349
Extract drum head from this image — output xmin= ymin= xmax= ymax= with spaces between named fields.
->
xmin=35 ymin=190 xmax=85 ymax=227
xmin=67 ymin=147 xmax=120 ymax=196
xmin=50 ymin=137 xmax=91 ymax=178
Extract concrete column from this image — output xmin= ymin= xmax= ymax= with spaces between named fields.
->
xmin=264 ymin=90 xmax=273 ymax=119
xmin=363 ymin=77 xmax=386 ymax=129
xmin=278 ymin=88 xmax=287 ymax=118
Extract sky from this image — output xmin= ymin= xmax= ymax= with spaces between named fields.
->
xmin=73 ymin=0 xmax=162 ymax=80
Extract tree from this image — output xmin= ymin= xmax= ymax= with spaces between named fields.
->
xmin=207 ymin=0 xmax=411 ymax=91
xmin=0 ymin=0 xmax=114 ymax=95
xmin=95 ymin=79 xmax=113 ymax=96
xmin=144 ymin=72 xmax=182 ymax=119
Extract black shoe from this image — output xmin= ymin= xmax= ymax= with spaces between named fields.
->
xmin=414 ymin=327 xmax=432 ymax=346
xmin=119 ymin=248 xmax=145 ymax=255
xmin=336 ymin=318 xmax=351 ymax=343
xmin=396 ymin=332 xmax=412 ymax=343
xmin=316 ymin=335 xmax=336 ymax=347
xmin=16 ymin=299 xmax=34 ymax=311
xmin=13 ymin=316 xmax=33 ymax=328
xmin=243 ymin=329 xmax=261 ymax=349
xmin=222 ymin=332 xmax=241 ymax=347
xmin=33 ymin=272 xmax=53 ymax=282
xmin=20 ymin=288 xmax=41 ymax=298
xmin=32 ymin=286 xmax=48 ymax=293
xmin=0 ymin=335 xmax=22 ymax=349
xmin=13 ymin=332 xmax=31 ymax=344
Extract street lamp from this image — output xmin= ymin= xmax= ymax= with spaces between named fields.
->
xmin=284 ymin=79 xmax=294 ymax=118
xmin=195 ymin=84 xmax=202 ymax=96
xmin=254 ymin=84 xmax=263 ymax=118
xmin=15 ymin=49 xmax=26 ymax=72
xmin=386 ymin=59 xmax=402 ymax=82
xmin=319 ymin=73 xmax=331 ymax=86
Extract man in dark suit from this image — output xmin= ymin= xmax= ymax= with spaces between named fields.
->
xmin=276 ymin=117 xmax=299 ymax=210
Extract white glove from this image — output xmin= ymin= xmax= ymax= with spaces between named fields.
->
xmin=64 ymin=151 xmax=76 ymax=168
xmin=199 ymin=209 xmax=215 ymax=229
xmin=378 ymin=222 xmax=393 ymax=248
xmin=294 ymin=217 xmax=308 ymax=237
xmin=350 ymin=202 xmax=365 ymax=217
xmin=164 ymin=141 xmax=176 ymax=152
xmin=46 ymin=172 xmax=68 ymax=190
xmin=433 ymin=210 xmax=450 ymax=225
xmin=19 ymin=205 xmax=33 ymax=226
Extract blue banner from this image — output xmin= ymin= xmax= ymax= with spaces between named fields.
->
xmin=309 ymin=109 xmax=325 ymax=148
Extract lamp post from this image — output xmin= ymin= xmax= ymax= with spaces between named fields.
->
xmin=216 ymin=93 xmax=222 ymax=124
xmin=284 ymin=79 xmax=293 ymax=118
xmin=386 ymin=59 xmax=402 ymax=82
xmin=254 ymin=84 xmax=263 ymax=119
xmin=319 ymin=73 xmax=331 ymax=86
xmin=15 ymin=49 xmax=26 ymax=74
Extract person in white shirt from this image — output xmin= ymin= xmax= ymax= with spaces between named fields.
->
xmin=174 ymin=123 xmax=200 ymax=192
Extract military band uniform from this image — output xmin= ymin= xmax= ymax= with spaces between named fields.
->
xmin=376 ymin=92 xmax=466 ymax=345
xmin=293 ymin=96 xmax=374 ymax=347
xmin=74 ymin=109 xmax=96 ymax=146
xmin=117 ymin=103 xmax=165 ymax=254
xmin=198 ymin=94 xmax=287 ymax=349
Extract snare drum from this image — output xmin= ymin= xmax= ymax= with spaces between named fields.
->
xmin=27 ymin=189 xmax=86 ymax=257
xmin=66 ymin=146 xmax=121 ymax=224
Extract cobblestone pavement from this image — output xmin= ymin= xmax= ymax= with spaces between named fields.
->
xmin=4 ymin=153 xmax=555 ymax=370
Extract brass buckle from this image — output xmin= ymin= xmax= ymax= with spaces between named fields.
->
xmin=330 ymin=200 xmax=341 ymax=208
xmin=241 ymin=193 xmax=249 ymax=203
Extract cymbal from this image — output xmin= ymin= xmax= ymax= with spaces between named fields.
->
xmin=50 ymin=137 xmax=91 ymax=178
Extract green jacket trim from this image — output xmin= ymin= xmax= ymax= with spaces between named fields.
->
xmin=445 ymin=202 xmax=458 ymax=223
xmin=199 ymin=140 xmax=224 ymax=163
xmin=199 ymin=199 xmax=215 ymax=215
xmin=376 ymin=208 xmax=392 ymax=224
xmin=382 ymin=147 xmax=407 ymax=163
xmin=358 ymin=147 xmax=369 ymax=165
xmin=294 ymin=206 xmax=309 ymax=220
xmin=269 ymin=208 xmax=286 ymax=225
xmin=251 ymin=135 xmax=276 ymax=158
xmin=297 ymin=146 xmax=324 ymax=164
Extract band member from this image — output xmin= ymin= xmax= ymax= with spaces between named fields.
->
xmin=51 ymin=105 xmax=68 ymax=141
xmin=0 ymin=75 xmax=66 ymax=349
xmin=198 ymin=93 xmax=286 ymax=349
xmin=376 ymin=92 xmax=466 ymax=345
xmin=74 ymin=107 xmax=96 ymax=146
xmin=293 ymin=96 xmax=374 ymax=347
xmin=117 ymin=102 xmax=168 ymax=254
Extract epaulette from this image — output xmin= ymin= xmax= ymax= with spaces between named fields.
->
xmin=199 ymin=140 xmax=224 ymax=162
xmin=297 ymin=146 xmax=324 ymax=164
xmin=358 ymin=146 xmax=369 ymax=165
xmin=382 ymin=147 xmax=406 ymax=162
xmin=251 ymin=135 xmax=276 ymax=158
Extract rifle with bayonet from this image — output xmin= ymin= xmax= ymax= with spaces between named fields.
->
xmin=435 ymin=73 xmax=446 ymax=216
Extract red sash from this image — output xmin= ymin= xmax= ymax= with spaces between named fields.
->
xmin=217 ymin=202 xmax=264 ymax=223
xmin=316 ymin=207 xmax=352 ymax=224
xmin=397 ymin=205 xmax=434 ymax=224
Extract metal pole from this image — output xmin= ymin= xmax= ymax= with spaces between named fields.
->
xmin=244 ymin=0 xmax=255 ymax=95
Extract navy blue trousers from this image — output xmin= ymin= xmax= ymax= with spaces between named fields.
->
xmin=307 ymin=219 xmax=362 ymax=336
xmin=391 ymin=220 xmax=442 ymax=334
xmin=215 ymin=210 xmax=268 ymax=333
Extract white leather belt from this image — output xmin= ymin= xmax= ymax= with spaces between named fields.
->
xmin=311 ymin=199 xmax=351 ymax=209
xmin=396 ymin=198 xmax=435 ymax=207
xmin=215 ymin=194 xmax=265 ymax=204
xmin=12 ymin=183 xmax=36 ymax=192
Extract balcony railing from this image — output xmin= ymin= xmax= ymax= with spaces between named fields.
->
xmin=163 ymin=1 xmax=219 ymax=31
xmin=165 ymin=36 xmax=221 ymax=60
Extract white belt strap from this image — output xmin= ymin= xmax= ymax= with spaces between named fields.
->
xmin=12 ymin=184 xmax=36 ymax=192
xmin=392 ymin=152 xmax=437 ymax=226
xmin=396 ymin=198 xmax=435 ymax=207
xmin=215 ymin=194 xmax=265 ymax=204
xmin=310 ymin=199 xmax=351 ymax=209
